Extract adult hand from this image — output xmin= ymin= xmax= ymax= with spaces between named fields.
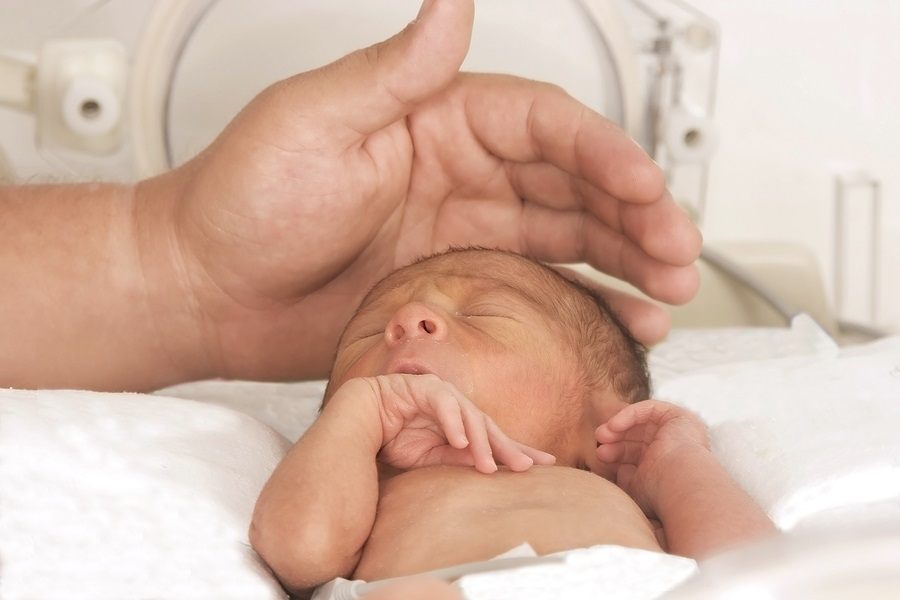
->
xmin=138 ymin=0 xmax=701 ymax=382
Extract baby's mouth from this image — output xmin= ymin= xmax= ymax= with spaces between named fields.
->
xmin=385 ymin=360 xmax=436 ymax=377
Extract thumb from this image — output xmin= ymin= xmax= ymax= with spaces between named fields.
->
xmin=287 ymin=0 xmax=474 ymax=143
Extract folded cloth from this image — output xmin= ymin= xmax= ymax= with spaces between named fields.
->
xmin=312 ymin=544 xmax=552 ymax=600
xmin=312 ymin=544 xmax=696 ymax=600
xmin=456 ymin=545 xmax=696 ymax=600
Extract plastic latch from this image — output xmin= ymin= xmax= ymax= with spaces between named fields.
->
xmin=35 ymin=38 xmax=126 ymax=155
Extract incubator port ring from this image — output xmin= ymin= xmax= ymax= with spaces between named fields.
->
xmin=130 ymin=0 xmax=640 ymax=179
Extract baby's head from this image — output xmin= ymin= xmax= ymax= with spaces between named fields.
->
xmin=326 ymin=248 xmax=650 ymax=471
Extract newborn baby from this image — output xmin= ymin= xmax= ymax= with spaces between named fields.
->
xmin=250 ymin=249 xmax=774 ymax=598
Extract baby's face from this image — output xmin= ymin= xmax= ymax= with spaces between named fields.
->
xmin=328 ymin=253 xmax=593 ymax=465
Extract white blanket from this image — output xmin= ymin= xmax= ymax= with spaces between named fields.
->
xmin=457 ymin=545 xmax=696 ymax=600
xmin=2 ymin=318 xmax=899 ymax=599
xmin=0 ymin=391 xmax=289 ymax=600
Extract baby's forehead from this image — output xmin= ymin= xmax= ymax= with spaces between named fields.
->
xmin=361 ymin=251 xmax=552 ymax=309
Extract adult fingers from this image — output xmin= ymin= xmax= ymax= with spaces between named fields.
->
xmin=463 ymin=74 xmax=665 ymax=205
xmin=282 ymin=0 xmax=474 ymax=145
xmin=523 ymin=205 xmax=701 ymax=305
xmin=507 ymin=160 xmax=702 ymax=267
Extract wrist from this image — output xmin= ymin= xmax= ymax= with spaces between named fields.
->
xmin=321 ymin=378 xmax=386 ymax=454
xmin=644 ymin=444 xmax=718 ymax=517
xmin=130 ymin=171 xmax=221 ymax=384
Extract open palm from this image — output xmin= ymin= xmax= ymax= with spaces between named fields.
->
xmin=157 ymin=0 xmax=701 ymax=381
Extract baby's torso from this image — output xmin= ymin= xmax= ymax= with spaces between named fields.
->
xmin=353 ymin=465 xmax=662 ymax=581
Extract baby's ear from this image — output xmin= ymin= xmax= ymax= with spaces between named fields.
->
xmin=587 ymin=390 xmax=630 ymax=429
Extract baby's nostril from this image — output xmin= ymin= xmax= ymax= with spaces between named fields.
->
xmin=420 ymin=319 xmax=435 ymax=334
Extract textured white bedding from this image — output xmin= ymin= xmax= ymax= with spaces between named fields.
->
xmin=0 ymin=391 xmax=289 ymax=600
xmin=2 ymin=317 xmax=898 ymax=599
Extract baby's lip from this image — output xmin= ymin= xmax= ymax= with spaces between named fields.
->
xmin=385 ymin=359 xmax=436 ymax=377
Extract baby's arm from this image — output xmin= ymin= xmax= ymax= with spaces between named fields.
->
xmin=595 ymin=400 xmax=776 ymax=559
xmin=250 ymin=378 xmax=382 ymax=594
xmin=250 ymin=374 xmax=553 ymax=596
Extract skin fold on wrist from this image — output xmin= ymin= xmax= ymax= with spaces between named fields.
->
xmin=130 ymin=171 xmax=221 ymax=385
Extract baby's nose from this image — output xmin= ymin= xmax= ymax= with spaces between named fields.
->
xmin=384 ymin=302 xmax=448 ymax=345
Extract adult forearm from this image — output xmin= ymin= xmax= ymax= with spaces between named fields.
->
xmin=652 ymin=447 xmax=776 ymax=559
xmin=0 ymin=179 xmax=212 ymax=391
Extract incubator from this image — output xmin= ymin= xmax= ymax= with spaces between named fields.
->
xmin=0 ymin=0 xmax=719 ymax=220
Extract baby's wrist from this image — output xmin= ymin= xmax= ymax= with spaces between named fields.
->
xmin=645 ymin=444 xmax=719 ymax=513
xmin=321 ymin=378 xmax=385 ymax=453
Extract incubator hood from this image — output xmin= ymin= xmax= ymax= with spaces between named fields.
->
xmin=0 ymin=0 xmax=719 ymax=220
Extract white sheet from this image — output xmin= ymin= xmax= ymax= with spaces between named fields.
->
xmin=3 ymin=318 xmax=899 ymax=599
xmin=0 ymin=390 xmax=289 ymax=600
xmin=655 ymin=328 xmax=900 ymax=529
xmin=456 ymin=545 xmax=696 ymax=600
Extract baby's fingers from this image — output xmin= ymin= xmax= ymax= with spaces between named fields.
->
xmin=606 ymin=400 xmax=674 ymax=433
xmin=596 ymin=440 xmax=647 ymax=466
xmin=430 ymin=392 xmax=469 ymax=450
xmin=459 ymin=404 xmax=497 ymax=474
xmin=484 ymin=419 xmax=535 ymax=472
xmin=516 ymin=443 xmax=556 ymax=466
xmin=596 ymin=441 xmax=625 ymax=464
xmin=595 ymin=422 xmax=625 ymax=444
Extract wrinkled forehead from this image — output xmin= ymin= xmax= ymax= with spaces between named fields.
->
xmin=358 ymin=250 xmax=554 ymax=312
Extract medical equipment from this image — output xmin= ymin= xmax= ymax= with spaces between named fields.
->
xmin=0 ymin=1 xmax=718 ymax=210
xmin=833 ymin=170 xmax=884 ymax=337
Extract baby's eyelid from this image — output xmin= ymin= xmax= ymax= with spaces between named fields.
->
xmin=348 ymin=328 xmax=383 ymax=344
xmin=460 ymin=302 xmax=505 ymax=315
xmin=460 ymin=310 xmax=516 ymax=321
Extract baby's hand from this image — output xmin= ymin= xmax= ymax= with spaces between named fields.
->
xmin=345 ymin=374 xmax=556 ymax=474
xmin=595 ymin=400 xmax=709 ymax=517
